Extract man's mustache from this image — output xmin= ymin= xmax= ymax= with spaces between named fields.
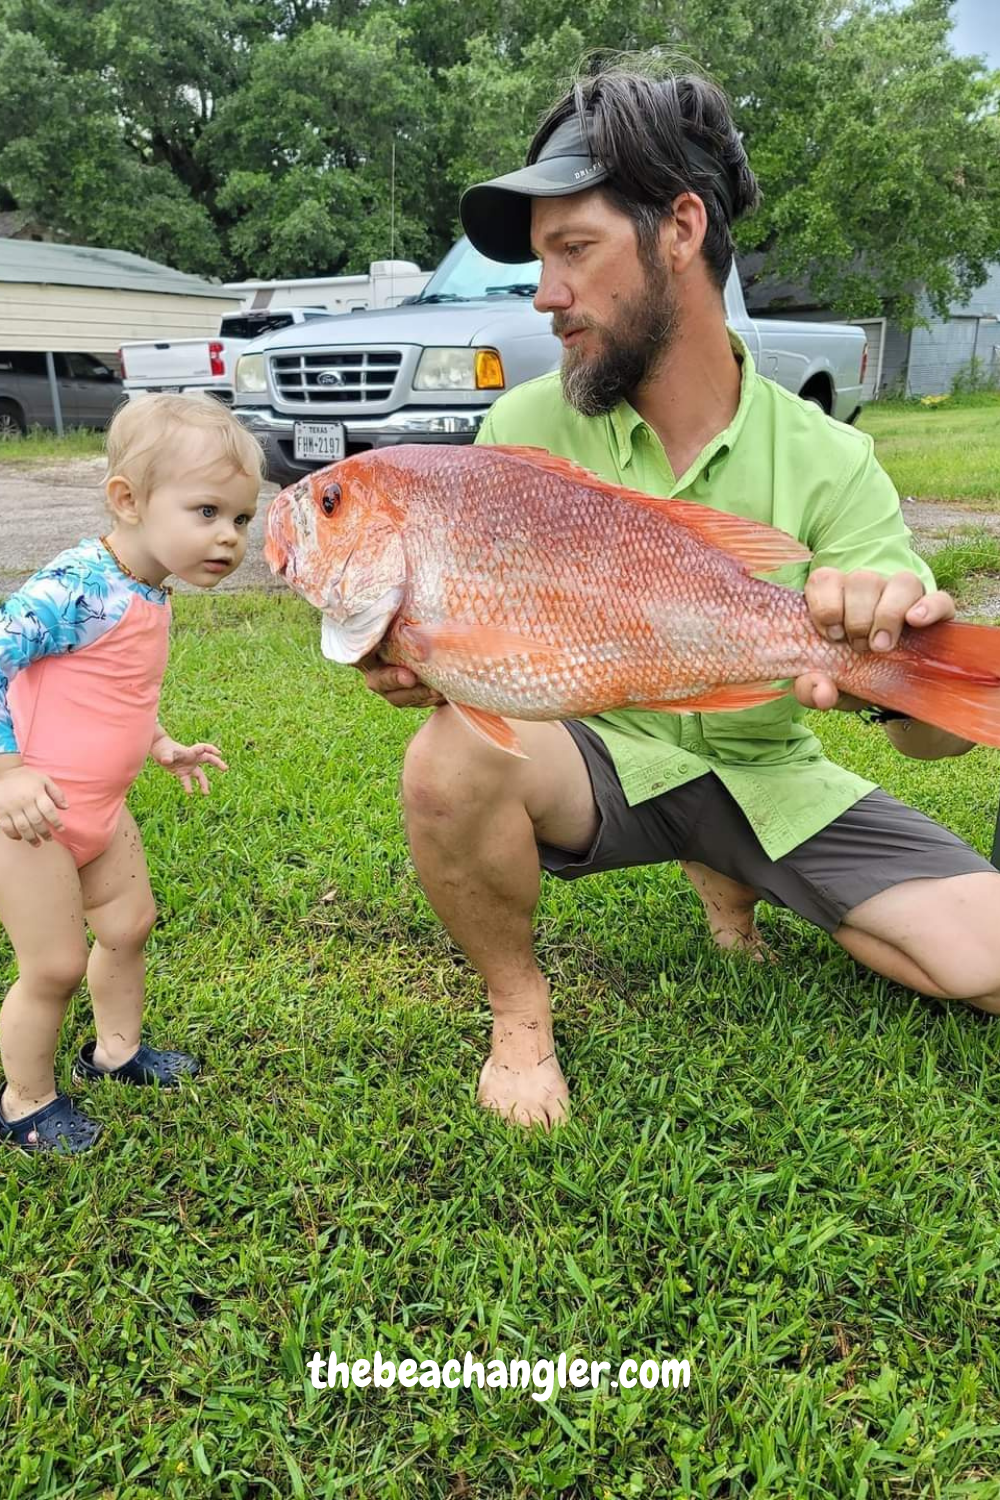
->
xmin=552 ymin=315 xmax=598 ymax=338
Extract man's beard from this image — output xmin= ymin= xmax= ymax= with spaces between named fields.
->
xmin=557 ymin=261 xmax=678 ymax=417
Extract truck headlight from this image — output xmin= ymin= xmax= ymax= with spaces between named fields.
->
xmin=414 ymin=348 xmax=504 ymax=391
xmin=236 ymin=354 xmax=267 ymax=394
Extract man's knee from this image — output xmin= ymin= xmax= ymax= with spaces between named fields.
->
xmin=917 ymin=900 xmax=1000 ymax=1002
xmin=402 ymin=709 xmax=512 ymax=826
xmin=845 ymin=872 xmax=1000 ymax=1003
xmin=935 ymin=947 xmax=1000 ymax=1005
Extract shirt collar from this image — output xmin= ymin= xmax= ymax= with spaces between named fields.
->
xmin=609 ymin=330 xmax=756 ymax=484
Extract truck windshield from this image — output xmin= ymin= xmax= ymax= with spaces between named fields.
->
xmin=221 ymin=313 xmax=298 ymax=339
xmin=415 ymin=238 xmax=540 ymax=304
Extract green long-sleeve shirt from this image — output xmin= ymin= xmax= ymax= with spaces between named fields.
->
xmin=475 ymin=337 xmax=934 ymax=861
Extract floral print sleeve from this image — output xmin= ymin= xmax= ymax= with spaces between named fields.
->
xmin=0 ymin=539 xmax=166 ymax=754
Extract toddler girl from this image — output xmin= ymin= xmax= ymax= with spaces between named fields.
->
xmin=0 ymin=394 xmax=264 ymax=1151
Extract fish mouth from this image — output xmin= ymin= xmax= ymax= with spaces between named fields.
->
xmin=265 ymin=479 xmax=313 ymax=580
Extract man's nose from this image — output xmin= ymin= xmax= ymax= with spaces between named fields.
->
xmin=533 ymin=269 xmax=572 ymax=314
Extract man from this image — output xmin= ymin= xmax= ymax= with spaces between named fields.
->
xmin=360 ymin=65 xmax=1000 ymax=1128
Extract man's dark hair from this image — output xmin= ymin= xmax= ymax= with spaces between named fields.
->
xmin=528 ymin=65 xmax=759 ymax=290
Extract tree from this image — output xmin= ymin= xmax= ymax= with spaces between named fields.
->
xmin=736 ymin=0 xmax=1000 ymax=322
xmin=0 ymin=19 xmax=224 ymax=273
xmin=209 ymin=14 xmax=438 ymax=277
xmin=439 ymin=25 xmax=589 ymax=241
xmin=0 ymin=0 xmax=996 ymax=318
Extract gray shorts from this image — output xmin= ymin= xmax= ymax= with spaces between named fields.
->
xmin=538 ymin=721 xmax=997 ymax=933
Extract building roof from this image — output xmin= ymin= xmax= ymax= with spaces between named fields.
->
xmin=0 ymin=238 xmax=228 ymax=299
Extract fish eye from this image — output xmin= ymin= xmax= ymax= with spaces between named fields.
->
xmin=321 ymin=484 xmax=341 ymax=516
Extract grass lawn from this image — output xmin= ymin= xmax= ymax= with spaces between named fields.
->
xmin=0 ymin=427 xmax=106 ymax=464
xmin=858 ymin=399 xmax=1000 ymax=507
xmin=4 ymin=594 xmax=1000 ymax=1497
xmin=2 ymin=395 xmax=999 ymax=507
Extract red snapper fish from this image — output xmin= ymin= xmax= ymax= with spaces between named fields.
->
xmin=264 ymin=443 xmax=1000 ymax=757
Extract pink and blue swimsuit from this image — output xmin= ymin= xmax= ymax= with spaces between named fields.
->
xmin=1 ymin=539 xmax=170 ymax=866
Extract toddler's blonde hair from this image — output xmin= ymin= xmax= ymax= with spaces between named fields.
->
xmin=105 ymin=394 xmax=265 ymax=499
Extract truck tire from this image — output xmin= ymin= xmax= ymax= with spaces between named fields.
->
xmin=799 ymin=381 xmax=832 ymax=414
xmin=0 ymin=400 xmax=26 ymax=440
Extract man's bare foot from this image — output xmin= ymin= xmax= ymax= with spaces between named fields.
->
xmin=681 ymin=860 xmax=775 ymax=963
xmin=476 ymin=979 xmax=569 ymax=1130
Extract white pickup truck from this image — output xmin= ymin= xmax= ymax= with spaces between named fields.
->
xmin=234 ymin=238 xmax=867 ymax=485
xmin=120 ymin=307 xmax=336 ymax=406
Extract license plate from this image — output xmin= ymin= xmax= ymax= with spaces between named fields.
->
xmin=294 ymin=421 xmax=345 ymax=462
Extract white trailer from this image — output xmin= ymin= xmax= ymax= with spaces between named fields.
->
xmin=223 ymin=260 xmax=431 ymax=317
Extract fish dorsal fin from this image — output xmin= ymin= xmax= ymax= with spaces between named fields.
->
xmin=488 ymin=444 xmax=811 ymax=574
xmin=489 ymin=444 xmax=620 ymax=489
xmin=640 ymin=495 xmax=812 ymax=573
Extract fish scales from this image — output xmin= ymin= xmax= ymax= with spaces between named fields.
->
xmin=264 ymin=443 xmax=1000 ymax=755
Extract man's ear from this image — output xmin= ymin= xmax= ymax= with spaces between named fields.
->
xmin=662 ymin=191 xmax=708 ymax=275
xmin=106 ymin=474 xmax=141 ymax=526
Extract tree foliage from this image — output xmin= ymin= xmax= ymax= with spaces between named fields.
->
xmin=0 ymin=0 xmax=996 ymax=321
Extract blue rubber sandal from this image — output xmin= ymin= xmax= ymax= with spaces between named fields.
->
xmin=73 ymin=1039 xmax=200 ymax=1088
xmin=0 ymin=1093 xmax=103 ymax=1153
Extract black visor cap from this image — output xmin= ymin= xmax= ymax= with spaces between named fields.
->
xmin=459 ymin=111 xmax=736 ymax=265
xmin=459 ymin=115 xmax=608 ymax=264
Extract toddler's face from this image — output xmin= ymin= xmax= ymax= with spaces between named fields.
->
xmin=141 ymin=433 xmax=260 ymax=588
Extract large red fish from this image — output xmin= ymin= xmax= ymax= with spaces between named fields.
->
xmin=265 ymin=443 xmax=1000 ymax=756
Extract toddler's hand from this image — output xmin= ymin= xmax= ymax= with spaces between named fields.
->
xmin=150 ymin=736 xmax=228 ymax=795
xmin=0 ymin=767 xmax=68 ymax=845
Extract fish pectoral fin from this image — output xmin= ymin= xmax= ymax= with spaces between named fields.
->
xmin=320 ymin=587 xmax=405 ymax=664
xmin=635 ymin=682 xmax=789 ymax=712
xmin=450 ymin=702 xmax=527 ymax=758
xmin=399 ymin=620 xmax=562 ymax=664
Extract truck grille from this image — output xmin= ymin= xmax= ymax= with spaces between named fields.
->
xmin=270 ymin=348 xmax=403 ymax=407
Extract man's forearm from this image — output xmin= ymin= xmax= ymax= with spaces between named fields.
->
xmin=831 ymin=693 xmax=974 ymax=759
xmin=882 ymin=719 xmax=974 ymax=760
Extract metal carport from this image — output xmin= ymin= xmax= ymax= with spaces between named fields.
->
xmin=0 ymin=239 xmax=242 ymax=433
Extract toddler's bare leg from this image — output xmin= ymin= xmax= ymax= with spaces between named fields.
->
xmin=0 ymin=836 xmax=88 ymax=1120
xmin=81 ymin=810 xmax=157 ymax=1070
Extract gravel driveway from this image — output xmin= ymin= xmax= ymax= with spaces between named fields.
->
xmin=0 ymin=457 xmax=281 ymax=597
xmin=1 ymin=455 xmax=998 ymax=602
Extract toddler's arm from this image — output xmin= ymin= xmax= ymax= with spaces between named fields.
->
xmin=0 ymin=565 xmax=88 ymax=754
xmin=148 ymin=722 xmax=228 ymax=796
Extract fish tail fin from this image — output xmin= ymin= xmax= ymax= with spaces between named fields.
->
xmin=853 ymin=621 xmax=1000 ymax=747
